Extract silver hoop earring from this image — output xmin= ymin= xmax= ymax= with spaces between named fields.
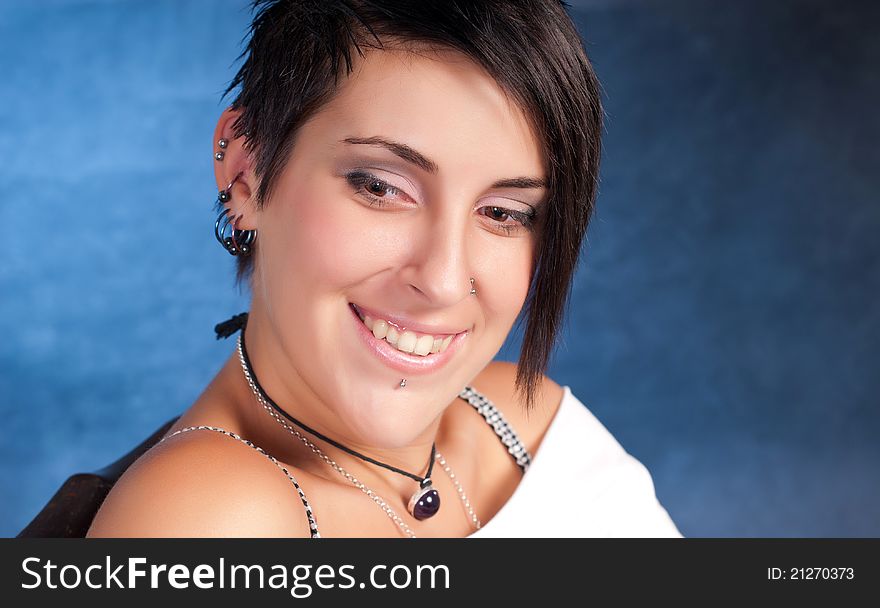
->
xmin=229 ymin=213 xmax=256 ymax=255
xmin=217 ymin=173 xmax=239 ymax=204
xmin=214 ymin=209 xmax=257 ymax=256
xmin=213 ymin=172 xmax=256 ymax=256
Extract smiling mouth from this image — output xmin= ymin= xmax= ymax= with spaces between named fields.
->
xmin=349 ymin=303 xmax=461 ymax=357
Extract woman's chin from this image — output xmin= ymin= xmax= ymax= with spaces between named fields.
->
xmin=332 ymin=396 xmax=438 ymax=450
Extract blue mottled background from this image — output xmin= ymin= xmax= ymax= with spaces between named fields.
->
xmin=1 ymin=0 xmax=878 ymax=537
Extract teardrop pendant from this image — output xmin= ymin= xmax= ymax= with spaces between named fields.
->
xmin=407 ymin=479 xmax=441 ymax=520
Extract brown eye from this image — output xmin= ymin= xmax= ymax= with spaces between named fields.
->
xmin=367 ymin=179 xmax=389 ymax=197
xmin=478 ymin=204 xmax=537 ymax=236
xmin=344 ymin=170 xmax=406 ymax=208
xmin=488 ymin=206 xmax=509 ymax=221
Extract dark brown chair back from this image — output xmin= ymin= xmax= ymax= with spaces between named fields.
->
xmin=16 ymin=416 xmax=180 ymax=538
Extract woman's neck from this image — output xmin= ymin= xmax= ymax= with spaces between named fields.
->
xmin=217 ymin=321 xmax=447 ymax=501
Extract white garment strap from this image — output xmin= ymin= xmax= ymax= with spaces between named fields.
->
xmin=158 ymin=425 xmax=321 ymax=538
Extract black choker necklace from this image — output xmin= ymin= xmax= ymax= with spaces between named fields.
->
xmin=218 ymin=312 xmax=442 ymax=521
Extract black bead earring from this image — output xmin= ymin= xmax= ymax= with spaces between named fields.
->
xmin=213 ymin=172 xmax=256 ymax=256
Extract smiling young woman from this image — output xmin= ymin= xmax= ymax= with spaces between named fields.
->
xmin=85 ymin=0 xmax=681 ymax=539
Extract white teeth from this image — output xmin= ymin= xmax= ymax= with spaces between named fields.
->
xmin=397 ymin=331 xmax=418 ymax=353
xmin=441 ymin=335 xmax=453 ymax=352
xmin=367 ymin=317 xmax=388 ymax=340
xmin=414 ymin=334 xmax=435 ymax=356
xmin=357 ymin=306 xmax=457 ymax=357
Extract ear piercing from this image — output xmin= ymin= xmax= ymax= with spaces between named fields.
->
xmin=218 ymin=173 xmax=238 ymax=203
xmin=213 ymin=171 xmax=257 ymax=256
xmin=212 ymin=142 xmax=256 ymax=255
xmin=215 ymin=138 xmax=228 ymax=161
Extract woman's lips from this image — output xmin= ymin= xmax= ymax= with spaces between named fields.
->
xmin=348 ymin=303 xmax=467 ymax=375
xmin=350 ymin=302 xmax=467 ymax=336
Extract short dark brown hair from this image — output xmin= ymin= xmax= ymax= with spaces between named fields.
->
xmin=221 ymin=0 xmax=603 ymax=412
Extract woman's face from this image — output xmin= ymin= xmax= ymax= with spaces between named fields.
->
xmin=239 ymin=47 xmax=548 ymax=449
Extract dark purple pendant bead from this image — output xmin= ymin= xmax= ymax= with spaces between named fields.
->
xmin=413 ymin=489 xmax=440 ymax=520
xmin=408 ymin=482 xmax=441 ymax=520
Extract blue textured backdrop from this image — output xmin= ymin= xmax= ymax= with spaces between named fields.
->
xmin=2 ymin=0 xmax=878 ymax=537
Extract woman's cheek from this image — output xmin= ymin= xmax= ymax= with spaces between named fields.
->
xmin=290 ymin=193 xmax=390 ymax=285
xmin=482 ymin=243 xmax=533 ymax=324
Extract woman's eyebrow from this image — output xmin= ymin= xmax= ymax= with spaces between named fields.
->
xmin=340 ymin=135 xmax=549 ymax=190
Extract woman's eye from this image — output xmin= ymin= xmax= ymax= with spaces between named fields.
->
xmin=345 ymin=170 xmax=405 ymax=208
xmin=367 ymin=181 xmax=388 ymax=196
xmin=345 ymin=170 xmax=537 ymax=236
xmin=479 ymin=205 xmax=537 ymax=236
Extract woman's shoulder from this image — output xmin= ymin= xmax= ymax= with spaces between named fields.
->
xmin=469 ymin=361 xmax=565 ymax=454
xmin=86 ymin=426 xmax=315 ymax=538
xmin=469 ymin=364 xmax=683 ymax=537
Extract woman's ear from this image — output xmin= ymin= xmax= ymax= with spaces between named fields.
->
xmin=213 ymin=106 xmax=258 ymax=231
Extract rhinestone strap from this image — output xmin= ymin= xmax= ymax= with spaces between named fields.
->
xmin=458 ymin=385 xmax=532 ymax=472
xmin=157 ymin=425 xmax=321 ymax=538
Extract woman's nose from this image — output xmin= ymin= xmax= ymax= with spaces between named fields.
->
xmin=402 ymin=219 xmax=473 ymax=307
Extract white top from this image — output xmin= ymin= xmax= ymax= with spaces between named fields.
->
xmin=467 ymin=385 xmax=683 ymax=538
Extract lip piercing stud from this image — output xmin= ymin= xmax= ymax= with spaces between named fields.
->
xmin=399 ymin=378 xmax=407 ymax=388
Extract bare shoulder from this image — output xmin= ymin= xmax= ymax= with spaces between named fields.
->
xmin=86 ymin=428 xmax=314 ymax=538
xmin=469 ymin=361 xmax=565 ymax=451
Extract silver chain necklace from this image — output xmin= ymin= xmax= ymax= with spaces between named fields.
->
xmin=236 ymin=335 xmax=481 ymax=538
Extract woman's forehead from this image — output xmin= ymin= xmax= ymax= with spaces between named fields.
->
xmin=305 ymin=47 xmax=547 ymax=181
